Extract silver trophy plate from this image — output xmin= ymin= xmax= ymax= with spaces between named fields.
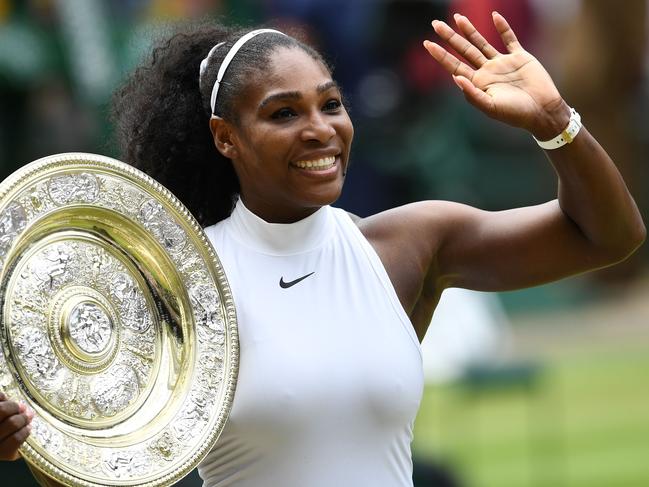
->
xmin=0 ymin=153 xmax=238 ymax=486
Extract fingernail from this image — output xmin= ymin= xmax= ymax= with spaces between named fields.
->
xmin=18 ymin=402 xmax=26 ymax=413
xmin=452 ymin=75 xmax=464 ymax=91
xmin=26 ymin=424 xmax=32 ymax=433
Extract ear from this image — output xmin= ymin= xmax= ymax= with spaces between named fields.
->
xmin=209 ymin=116 xmax=239 ymax=160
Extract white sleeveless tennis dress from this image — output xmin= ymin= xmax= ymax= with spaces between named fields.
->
xmin=199 ymin=199 xmax=423 ymax=487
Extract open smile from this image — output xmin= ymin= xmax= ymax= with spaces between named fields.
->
xmin=292 ymin=155 xmax=337 ymax=171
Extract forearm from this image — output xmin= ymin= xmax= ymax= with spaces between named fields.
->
xmin=538 ymin=102 xmax=646 ymax=256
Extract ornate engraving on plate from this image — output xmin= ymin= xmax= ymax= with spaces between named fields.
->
xmin=173 ymin=395 xmax=210 ymax=444
xmin=139 ymin=199 xmax=188 ymax=254
xmin=47 ymin=173 xmax=99 ymax=205
xmin=96 ymin=177 xmax=146 ymax=219
xmin=31 ymin=417 xmax=61 ymax=450
xmin=91 ymin=364 xmax=139 ymax=416
xmin=190 ymin=284 xmax=225 ymax=343
xmin=30 ymin=244 xmax=71 ymax=290
xmin=7 ymin=239 xmax=157 ymax=422
xmin=148 ymin=430 xmax=179 ymax=462
xmin=112 ymin=272 xmax=151 ymax=333
xmin=13 ymin=327 xmax=64 ymax=389
xmin=0 ymin=154 xmax=237 ymax=487
xmin=102 ymin=449 xmax=148 ymax=478
xmin=0 ymin=202 xmax=27 ymax=258
xmin=68 ymin=302 xmax=113 ymax=354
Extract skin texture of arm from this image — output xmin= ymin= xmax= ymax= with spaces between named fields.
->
xmin=358 ymin=12 xmax=645 ymax=340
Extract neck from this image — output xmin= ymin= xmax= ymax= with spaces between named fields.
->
xmin=238 ymin=194 xmax=322 ymax=224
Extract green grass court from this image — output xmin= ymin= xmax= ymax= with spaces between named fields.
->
xmin=413 ymin=312 xmax=649 ymax=487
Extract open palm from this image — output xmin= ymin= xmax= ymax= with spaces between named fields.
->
xmin=424 ymin=12 xmax=566 ymax=138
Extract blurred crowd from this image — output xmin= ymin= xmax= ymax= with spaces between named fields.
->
xmin=1 ymin=0 xmax=648 ymax=282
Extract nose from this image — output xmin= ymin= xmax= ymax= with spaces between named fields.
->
xmin=300 ymin=111 xmax=336 ymax=143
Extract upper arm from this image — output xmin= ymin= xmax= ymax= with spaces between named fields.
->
xmin=432 ymin=199 xmax=627 ymax=291
xmin=361 ymin=199 xmax=629 ymax=297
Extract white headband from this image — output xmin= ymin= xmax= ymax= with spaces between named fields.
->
xmin=200 ymin=28 xmax=286 ymax=115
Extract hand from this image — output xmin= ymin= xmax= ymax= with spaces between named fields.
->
xmin=424 ymin=12 xmax=570 ymax=140
xmin=0 ymin=392 xmax=33 ymax=461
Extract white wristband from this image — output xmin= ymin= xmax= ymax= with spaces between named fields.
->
xmin=533 ymin=107 xmax=582 ymax=150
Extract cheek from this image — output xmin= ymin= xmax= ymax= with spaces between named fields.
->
xmin=256 ymin=125 xmax=293 ymax=154
xmin=339 ymin=110 xmax=354 ymax=136
xmin=347 ymin=122 xmax=354 ymax=144
xmin=339 ymin=117 xmax=354 ymax=151
xmin=240 ymin=130 xmax=285 ymax=167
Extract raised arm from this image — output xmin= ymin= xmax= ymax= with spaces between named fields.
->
xmin=424 ymin=11 xmax=645 ymax=286
xmin=360 ymin=12 xmax=645 ymax=336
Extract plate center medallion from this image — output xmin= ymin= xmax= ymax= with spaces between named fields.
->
xmin=68 ymin=302 xmax=113 ymax=355
xmin=48 ymin=286 xmax=120 ymax=374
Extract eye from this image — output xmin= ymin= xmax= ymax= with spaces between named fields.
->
xmin=271 ymin=107 xmax=297 ymax=120
xmin=323 ymin=99 xmax=342 ymax=112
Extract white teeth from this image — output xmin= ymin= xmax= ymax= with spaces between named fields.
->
xmin=294 ymin=156 xmax=336 ymax=169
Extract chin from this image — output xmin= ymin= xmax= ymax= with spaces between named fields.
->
xmin=304 ymin=186 xmax=343 ymax=208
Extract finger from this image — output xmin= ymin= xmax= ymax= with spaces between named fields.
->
xmin=452 ymin=75 xmax=496 ymax=115
xmin=423 ymin=40 xmax=475 ymax=81
xmin=453 ymin=13 xmax=500 ymax=59
xmin=0 ymin=423 xmax=31 ymax=461
xmin=0 ymin=399 xmax=21 ymax=421
xmin=432 ymin=19 xmax=487 ymax=69
xmin=0 ymin=411 xmax=31 ymax=442
xmin=492 ymin=11 xmax=523 ymax=53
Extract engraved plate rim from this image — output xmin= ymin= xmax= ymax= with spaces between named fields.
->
xmin=0 ymin=152 xmax=239 ymax=487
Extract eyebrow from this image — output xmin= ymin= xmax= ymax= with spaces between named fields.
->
xmin=258 ymin=81 xmax=340 ymax=110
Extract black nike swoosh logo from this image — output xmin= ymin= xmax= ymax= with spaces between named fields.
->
xmin=279 ymin=272 xmax=315 ymax=289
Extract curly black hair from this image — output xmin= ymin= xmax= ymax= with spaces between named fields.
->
xmin=111 ymin=21 xmax=331 ymax=227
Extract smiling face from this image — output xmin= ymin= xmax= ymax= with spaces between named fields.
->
xmin=211 ymin=46 xmax=354 ymax=223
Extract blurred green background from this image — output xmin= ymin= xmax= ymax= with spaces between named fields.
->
xmin=1 ymin=0 xmax=647 ymax=486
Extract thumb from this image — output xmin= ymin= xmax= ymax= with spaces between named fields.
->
xmin=453 ymin=75 xmax=495 ymax=114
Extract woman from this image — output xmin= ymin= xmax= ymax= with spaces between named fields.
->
xmin=1 ymin=12 xmax=645 ymax=487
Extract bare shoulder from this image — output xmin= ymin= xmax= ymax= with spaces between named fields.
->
xmin=351 ymin=201 xmax=482 ymax=311
xmin=345 ymin=211 xmax=362 ymax=224
xmin=354 ymin=200 xmax=479 ymax=246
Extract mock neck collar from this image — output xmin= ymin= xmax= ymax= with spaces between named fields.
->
xmin=228 ymin=198 xmax=333 ymax=256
